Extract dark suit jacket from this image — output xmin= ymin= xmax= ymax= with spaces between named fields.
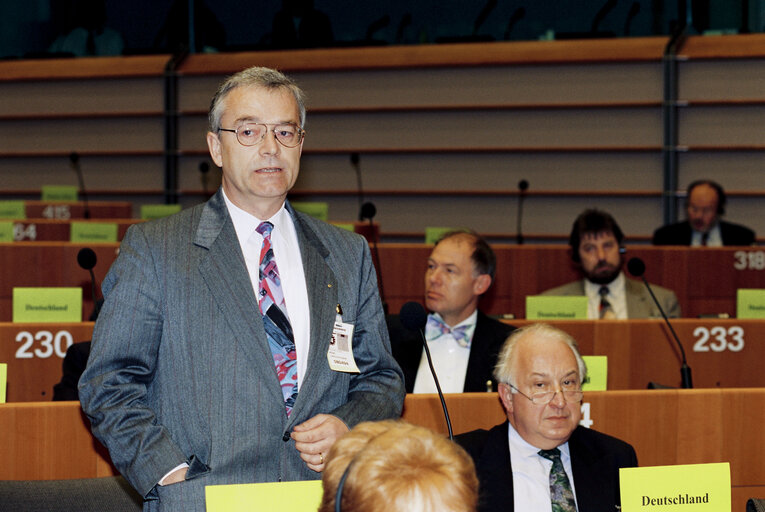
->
xmin=387 ymin=310 xmax=514 ymax=393
xmin=79 ymin=189 xmax=404 ymax=511
xmin=653 ymin=220 xmax=756 ymax=246
xmin=456 ymin=422 xmax=638 ymax=512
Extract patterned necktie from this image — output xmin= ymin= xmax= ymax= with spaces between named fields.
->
xmin=425 ymin=314 xmax=472 ymax=348
xmin=598 ymin=286 xmax=615 ymax=319
xmin=538 ymin=448 xmax=577 ymax=512
xmin=701 ymin=231 xmax=709 ymax=246
xmin=256 ymin=221 xmax=298 ymax=416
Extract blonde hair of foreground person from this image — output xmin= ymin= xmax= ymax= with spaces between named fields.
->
xmin=318 ymin=420 xmax=478 ymax=512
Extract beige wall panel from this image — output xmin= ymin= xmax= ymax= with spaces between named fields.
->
xmin=178 ymin=64 xmax=663 ymax=112
xmin=678 ymin=152 xmax=765 ymax=189
xmin=0 ymin=118 xmax=163 ymax=152
xmin=678 ymin=59 xmax=765 ymax=100
xmin=0 ymin=78 xmax=163 ymax=115
xmin=678 ymin=106 xmax=765 ymax=146
xmin=294 ymin=152 xmax=663 ymax=192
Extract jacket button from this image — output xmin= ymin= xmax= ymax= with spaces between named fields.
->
xmin=282 ymin=431 xmax=291 ymax=442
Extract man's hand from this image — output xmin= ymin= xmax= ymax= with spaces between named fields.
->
xmin=291 ymin=414 xmax=349 ymax=472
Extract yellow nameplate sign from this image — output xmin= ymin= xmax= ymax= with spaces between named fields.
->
xmin=581 ymin=355 xmax=607 ymax=390
xmin=0 ymin=221 xmax=12 ymax=242
xmin=737 ymin=289 xmax=765 ymax=319
xmin=141 ymin=204 xmax=182 ymax=220
xmin=526 ymin=296 xmax=587 ymax=320
xmin=41 ymin=185 xmax=78 ymax=201
xmin=206 ymin=480 xmax=323 ymax=512
xmin=425 ymin=227 xmax=455 ymax=244
xmin=619 ymin=463 xmax=730 ymax=512
xmin=0 ymin=363 xmax=6 ymax=403
xmin=70 ymin=221 xmax=118 ymax=242
xmin=13 ymin=287 xmax=82 ymax=323
xmin=0 ymin=200 xmax=26 ymax=219
xmin=292 ymin=201 xmax=329 ymax=222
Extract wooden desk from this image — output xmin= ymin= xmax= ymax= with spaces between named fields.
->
xmin=0 ymin=242 xmax=119 ymax=322
xmin=3 ymin=319 xmax=764 ymax=403
xmin=11 ymin=219 xmax=141 ymax=242
xmin=378 ymin=244 xmax=765 ymax=318
xmin=22 ymin=201 xmax=132 ymax=220
xmin=2 ymin=391 xmax=761 ymax=510
xmin=0 ymin=323 xmax=95 ymax=401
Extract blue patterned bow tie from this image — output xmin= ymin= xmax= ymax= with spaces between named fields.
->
xmin=425 ymin=314 xmax=472 ymax=348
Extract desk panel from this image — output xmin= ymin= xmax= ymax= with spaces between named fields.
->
xmin=2 ymin=391 xmax=761 ymax=511
xmin=23 ymin=201 xmax=132 ymax=219
xmin=0 ymin=323 xmax=95 ymax=401
xmin=378 ymin=244 xmax=765 ymax=319
xmin=0 ymin=242 xmax=120 ymax=322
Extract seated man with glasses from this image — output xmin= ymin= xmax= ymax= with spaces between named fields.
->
xmin=456 ymin=323 xmax=637 ymax=512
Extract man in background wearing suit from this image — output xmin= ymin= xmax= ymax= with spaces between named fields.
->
xmin=457 ymin=323 xmax=637 ymax=512
xmin=388 ymin=231 xmax=514 ymax=393
xmin=541 ymin=209 xmax=680 ymax=319
xmin=653 ymin=179 xmax=756 ymax=246
xmin=79 ymin=66 xmax=404 ymax=511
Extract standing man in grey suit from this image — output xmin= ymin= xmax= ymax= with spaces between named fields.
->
xmin=541 ymin=209 xmax=680 ymax=319
xmin=457 ymin=323 xmax=638 ymax=512
xmin=79 ymin=66 xmax=405 ymax=511
xmin=388 ymin=231 xmax=515 ymax=393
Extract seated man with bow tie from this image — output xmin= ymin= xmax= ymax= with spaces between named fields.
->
xmin=541 ymin=209 xmax=680 ymax=319
xmin=456 ymin=323 xmax=638 ymax=512
xmin=387 ymin=230 xmax=515 ymax=393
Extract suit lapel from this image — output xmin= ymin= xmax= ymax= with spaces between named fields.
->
xmin=287 ymin=205 xmax=337 ymax=418
xmin=479 ymin=422 xmax=515 ymax=511
xmin=194 ymin=190 xmax=283 ymax=402
xmin=569 ymin=427 xmax=609 ymax=511
xmin=464 ymin=311 xmax=490 ymax=392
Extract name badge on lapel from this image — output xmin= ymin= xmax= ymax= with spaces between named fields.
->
xmin=327 ymin=304 xmax=360 ymax=373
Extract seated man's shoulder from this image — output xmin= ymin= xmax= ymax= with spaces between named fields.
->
xmin=652 ymin=221 xmax=687 ymax=245
xmin=571 ymin=425 xmax=636 ymax=460
xmin=722 ymin=220 xmax=756 ymax=243
xmin=539 ymin=281 xmax=583 ymax=296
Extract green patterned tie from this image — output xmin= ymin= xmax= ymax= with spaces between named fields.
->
xmin=538 ymin=448 xmax=577 ymax=512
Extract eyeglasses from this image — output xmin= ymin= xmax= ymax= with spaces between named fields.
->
xmin=508 ymin=383 xmax=583 ymax=405
xmin=218 ymin=122 xmax=305 ymax=148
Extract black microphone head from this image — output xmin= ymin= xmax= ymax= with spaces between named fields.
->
xmin=77 ymin=248 xmax=97 ymax=271
xmin=359 ymin=202 xmax=376 ymax=220
xmin=518 ymin=179 xmax=529 ymax=191
xmin=69 ymin=152 xmax=79 ymax=166
xmin=400 ymin=302 xmax=427 ymax=331
xmin=350 ymin=152 xmax=360 ymax=166
xmin=199 ymin=161 xmax=210 ymax=174
xmin=627 ymin=257 xmax=646 ymax=278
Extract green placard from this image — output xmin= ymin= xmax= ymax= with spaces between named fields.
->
xmin=0 ymin=200 xmax=26 ymax=219
xmin=581 ymin=355 xmax=607 ymax=391
xmin=70 ymin=221 xmax=118 ymax=242
xmin=13 ymin=287 xmax=82 ymax=323
xmin=425 ymin=227 xmax=455 ymax=244
xmin=41 ymin=185 xmax=78 ymax=201
xmin=0 ymin=363 xmax=6 ymax=403
xmin=736 ymin=289 xmax=765 ymax=318
xmin=141 ymin=204 xmax=182 ymax=220
xmin=331 ymin=222 xmax=355 ymax=232
xmin=291 ymin=202 xmax=329 ymax=222
xmin=206 ymin=480 xmax=322 ymax=512
xmin=525 ymin=295 xmax=587 ymax=320
xmin=620 ymin=463 xmax=730 ymax=512
xmin=0 ymin=221 xmax=13 ymax=242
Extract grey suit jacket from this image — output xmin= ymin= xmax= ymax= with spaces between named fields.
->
xmin=541 ymin=276 xmax=681 ymax=318
xmin=79 ymin=189 xmax=405 ymax=511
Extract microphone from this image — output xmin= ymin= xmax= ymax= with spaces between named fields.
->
xmin=504 ymin=7 xmax=526 ymax=40
xmin=360 ymin=201 xmax=387 ymax=314
xmin=591 ymin=0 xmax=618 ymax=33
xmin=400 ymin=302 xmax=453 ymax=440
xmin=365 ymin=15 xmax=390 ymax=41
xmin=627 ymin=257 xmax=692 ymax=388
xmin=199 ymin=161 xmax=210 ymax=195
xmin=516 ymin=179 xmax=529 ymax=245
xmin=69 ymin=152 xmax=91 ymax=219
xmin=77 ymin=247 xmax=102 ymax=320
xmin=395 ymin=13 xmax=412 ymax=44
xmin=624 ymin=2 xmax=641 ymax=36
xmin=473 ymin=0 xmax=498 ymax=36
xmin=350 ymin=153 xmax=365 ymax=221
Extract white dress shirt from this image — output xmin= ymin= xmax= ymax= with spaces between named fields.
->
xmin=223 ymin=191 xmax=311 ymax=390
xmin=584 ymin=272 xmax=628 ymax=319
xmin=507 ymin=422 xmax=579 ymax=512
xmin=691 ymin=223 xmax=722 ymax=247
xmin=412 ymin=310 xmax=477 ymax=394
